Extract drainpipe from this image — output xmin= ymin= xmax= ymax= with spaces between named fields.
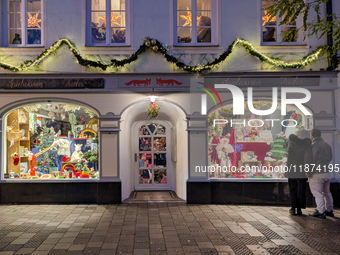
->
xmin=326 ymin=0 xmax=337 ymax=70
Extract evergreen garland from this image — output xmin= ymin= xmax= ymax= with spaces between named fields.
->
xmin=0 ymin=37 xmax=328 ymax=73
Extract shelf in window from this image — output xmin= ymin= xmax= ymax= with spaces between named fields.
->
xmin=20 ymin=139 xmax=29 ymax=141
xmin=19 ymin=122 xmax=29 ymax=125
xmin=20 ymin=156 xmax=29 ymax=158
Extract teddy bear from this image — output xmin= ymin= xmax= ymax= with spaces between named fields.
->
xmin=70 ymin=144 xmax=83 ymax=163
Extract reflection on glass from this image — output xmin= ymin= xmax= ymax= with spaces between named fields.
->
xmin=9 ymin=30 xmax=22 ymax=44
xmin=154 ymin=153 xmax=166 ymax=167
xmin=139 ymin=137 xmax=151 ymax=151
xmin=9 ymin=0 xmax=22 ymax=12
xmin=155 ymin=125 xmax=166 ymax=135
xmin=153 ymin=137 xmax=166 ymax=151
xmin=27 ymin=29 xmax=41 ymax=44
xmin=111 ymin=0 xmax=125 ymax=10
xmin=8 ymin=13 xmax=21 ymax=28
xmin=139 ymin=169 xmax=152 ymax=184
xmin=111 ymin=28 xmax=126 ymax=43
xmin=27 ymin=0 xmax=40 ymax=13
xmin=139 ymin=153 xmax=152 ymax=168
xmin=139 ymin=125 xmax=150 ymax=135
xmin=177 ymin=0 xmax=191 ymax=10
xmin=197 ymin=0 xmax=211 ymax=10
xmin=154 ymin=169 xmax=167 ymax=184
xmin=263 ymin=27 xmax=276 ymax=42
xmin=92 ymin=0 xmax=106 ymax=10
xmin=177 ymin=27 xmax=192 ymax=43
xmin=147 ymin=124 xmax=157 ymax=134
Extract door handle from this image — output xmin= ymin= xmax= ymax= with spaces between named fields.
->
xmin=135 ymin=153 xmax=137 ymax=162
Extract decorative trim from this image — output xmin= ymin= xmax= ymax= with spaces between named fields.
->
xmin=0 ymin=37 xmax=327 ymax=73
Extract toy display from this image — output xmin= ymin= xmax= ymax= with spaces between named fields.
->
xmin=4 ymin=103 xmax=100 ymax=180
xmin=208 ymin=103 xmax=306 ymax=179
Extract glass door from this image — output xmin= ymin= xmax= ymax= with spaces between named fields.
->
xmin=136 ymin=122 xmax=170 ymax=190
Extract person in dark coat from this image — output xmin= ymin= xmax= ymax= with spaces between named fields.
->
xmin=286 ymin=129 xmax=313 ymax=215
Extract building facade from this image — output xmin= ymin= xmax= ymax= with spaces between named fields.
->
xmin=0 ymin=0 xmax=339 ymax=204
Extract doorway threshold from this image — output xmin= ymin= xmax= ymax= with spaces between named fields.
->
xmin=123 ymin=191 xmax=185 ymax=203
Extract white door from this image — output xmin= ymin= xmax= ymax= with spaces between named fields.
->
xmin=134 ymin=121 xmax=172 ymax=190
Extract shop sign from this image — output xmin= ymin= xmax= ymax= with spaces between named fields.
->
xmin=0 ymin=78 xmax=104 ymax=89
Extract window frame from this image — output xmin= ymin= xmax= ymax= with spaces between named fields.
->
xmin=3 ymin=0 xmax=44 ymax=47
xmin=86 ymin=0 xmax=130 ymax=47
xmin=173 ymin=0 xmax=217 ymax=46
xmin=261 ymin=0 xmax=303 ymax=46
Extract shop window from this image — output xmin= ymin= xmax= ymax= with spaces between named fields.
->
xmin=261 ymin=0 xmax=302 ymax=45
xmin=175 ymin=0 xmax=217 ymax=45
xmin=4 ymin=0 xmax=43 ymax=46
xmin=4 ymin=103 xmax=99 ymax=180
xmin=87 ymin=0 xmax=129 ymax=45
xmin=208 ymin=102 xmax=311 ymax=179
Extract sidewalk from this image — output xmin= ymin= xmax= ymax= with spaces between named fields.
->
xmin=0 ymin=204 xmax=339 ymax=255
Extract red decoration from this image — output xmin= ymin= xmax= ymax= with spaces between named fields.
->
xmin=156 ymin=78 xmax=182 ymax=86
xmin=61 ymin=156 xmax=69 ymax=162
xmin=43 ymin=161 xmax=46 ymax=165
xmin=151 ymin=102 xmax=156 ymax=110
xmin=13 ymin=154 xmax=19 ymax=165
xmin=125 ymin=78 xmax=151 ymax=87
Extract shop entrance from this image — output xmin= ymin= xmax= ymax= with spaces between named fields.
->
xmin=134 ymin=121 xmax=173 ymax=191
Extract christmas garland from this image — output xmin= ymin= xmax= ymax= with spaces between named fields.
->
xmin=0 ymin=37 xmax=327 ymax=73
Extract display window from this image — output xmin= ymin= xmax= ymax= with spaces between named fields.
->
xmin=208 ymin=102 xmax=312 ymax=179
xmin=4 ymin=102 xmax=99 ymax=180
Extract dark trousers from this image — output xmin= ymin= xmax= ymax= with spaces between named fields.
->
xmin=288 ymin=178 xmax=307 ymax=209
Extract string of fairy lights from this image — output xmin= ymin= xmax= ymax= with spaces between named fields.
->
xmin=0 ymin=37 xmax=327 ymax=73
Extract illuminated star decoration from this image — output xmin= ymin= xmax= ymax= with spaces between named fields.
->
xmin=262 ymin=11 xmax=276 ymax=26
xmin=99 ymin=11 xmax=121 ymax=27
xmin=27 ymin=13 xmax=41 ymax=28
xmin=180 ymin=7 xmax=200 ymax=26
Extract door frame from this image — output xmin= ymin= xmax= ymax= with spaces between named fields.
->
xmin=132 ymin=120 xmax=175 ymax=191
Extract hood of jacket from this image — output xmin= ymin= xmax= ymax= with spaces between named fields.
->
xmin=288 ymin=134 xmax=312 ymax=148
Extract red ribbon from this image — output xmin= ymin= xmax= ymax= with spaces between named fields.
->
xmin=151 ymin=102 xmax=156 ymax=110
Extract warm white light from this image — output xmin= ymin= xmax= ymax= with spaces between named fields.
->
xmin=148 ymin=96 xmax=157 ymax=102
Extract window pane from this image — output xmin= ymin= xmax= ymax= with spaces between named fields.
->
xmin=197 ymin=14 xmax=211 ymax=43
xmin=27 ymin=12 xmax=41 ymax=28
xmin=262 ymin=10 xmax=276 ymax=26
xmin=263 ymin=27 xmax=276 ymax=42
xmin=8 ymin=13 xmax=21 ymax=28
xmin=111 ymin=28 xmax=126 ymax=43
xmin=139 ymin=137 xmax=151 ymax=151
xmin=8 ymin=29 xmax=22 ymax=44
xmin=282 ymin=13 xmax=296 ymax=26
xmin=154 ymin=169 xmax=167 ymax=184
xmin=111 ymin=0 xmax=125 ymax=11
xmin=153 ymin=137 xmax=166 ymax=151
xmin=91 ymin=27 xmax=106 ymax=43
xmin=177 ymin=27 xmax=191 ymax=43
xmin=154 ymin=153 xmax=166 ymax=167
xmin=111 ymin=11 xmax=124 ymax=27
xmin=197 ymin=10 xmax=211 ymax=20
xmin=282 ymin=26 xmax=297 ymax=42
xmin=92 ymin=0 xmax=106 ymax=11
xmin=139 ymin=125 xmax=150 ymax=135
xmin=27 ymin=29 xmax=41 ymax=44
xmin=177 ymin=0 xmax=191 ymax=10
xmin=155 ymin=125 xmax=166 ymax=135
xmin=197 ymin=0 xmax=211 ymax=10
xmin=27 ymin=0 xmax=41 ymax=13
xmin=147 ymin=124 xmax=157 ymax=134
xmin=139 ymin=153 xmax=152 ymax=168
xmin=178 ymin=10 xmax=193 ymax=26
xmin=9 ymin=0 xmax=21 ymax=12
xmin=139 ymin=169 xmax=152 ymax=184
xmin=92 ymin=12 xmax=106 ymax=27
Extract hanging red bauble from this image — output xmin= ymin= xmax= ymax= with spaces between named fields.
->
xmin=43 ymin=161 xmax=46 ymax=165
xmin=13 ymin=154 xmax=19 ymax=165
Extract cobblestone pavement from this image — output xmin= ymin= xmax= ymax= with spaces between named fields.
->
xmin=0 ymin=204 xmax=339 ymax=255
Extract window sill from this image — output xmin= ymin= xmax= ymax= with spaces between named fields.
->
xmin=85 ymin=44 xmax=131 ymax=48
xmin=259 ymin=44 xmax=310 ymax=53
xmin=173 ymin=44 xmax=220 ymax=48
xmin=0 ymin=46 xmax=46 ymax=55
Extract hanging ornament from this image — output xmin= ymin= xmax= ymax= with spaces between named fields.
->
xmin=99 ymin=11 xmax=121 ymax=26
xmin=48 ymin=110 xmax=55 ymax=121
xmin=61 ymin=112 xmax=66 ymax=120
xmin=152 ymin=46 xmax=158 ymax=51
xmin=262 ymin=11 xmax=276 ymax=26
xmin=27 ymin=12 xmax=41 ymax=28
xmin=63 ymin=104 xmax=80 ymax=112
xmin=145 ymin=40 xmax=151 ymax=47
xmin=146 ymin=102 xmax=160 ymax=119
xmin=151 ymin=39 xmax=156 ymax=45
xmin=23 ymin=104 xmax=41 ymax=112
xmin=13 ymin=153 xmax=19 ymax=165
xmin=180 ymin=7 xmax=200 ymax=26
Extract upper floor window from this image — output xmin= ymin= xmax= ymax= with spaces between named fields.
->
xmin=261 ymin=0 xmax=302 ymax=45
xmin=87 ymin=0 xmax=129 ymax=46
xmin=5 ymin=0 xmax=43 ymax=46
xmin=175 ymin=0 xmax=216 ymax=45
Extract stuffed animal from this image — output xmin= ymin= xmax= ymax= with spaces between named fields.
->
xmin=70 ymin=144 xmax=83 ymax=163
